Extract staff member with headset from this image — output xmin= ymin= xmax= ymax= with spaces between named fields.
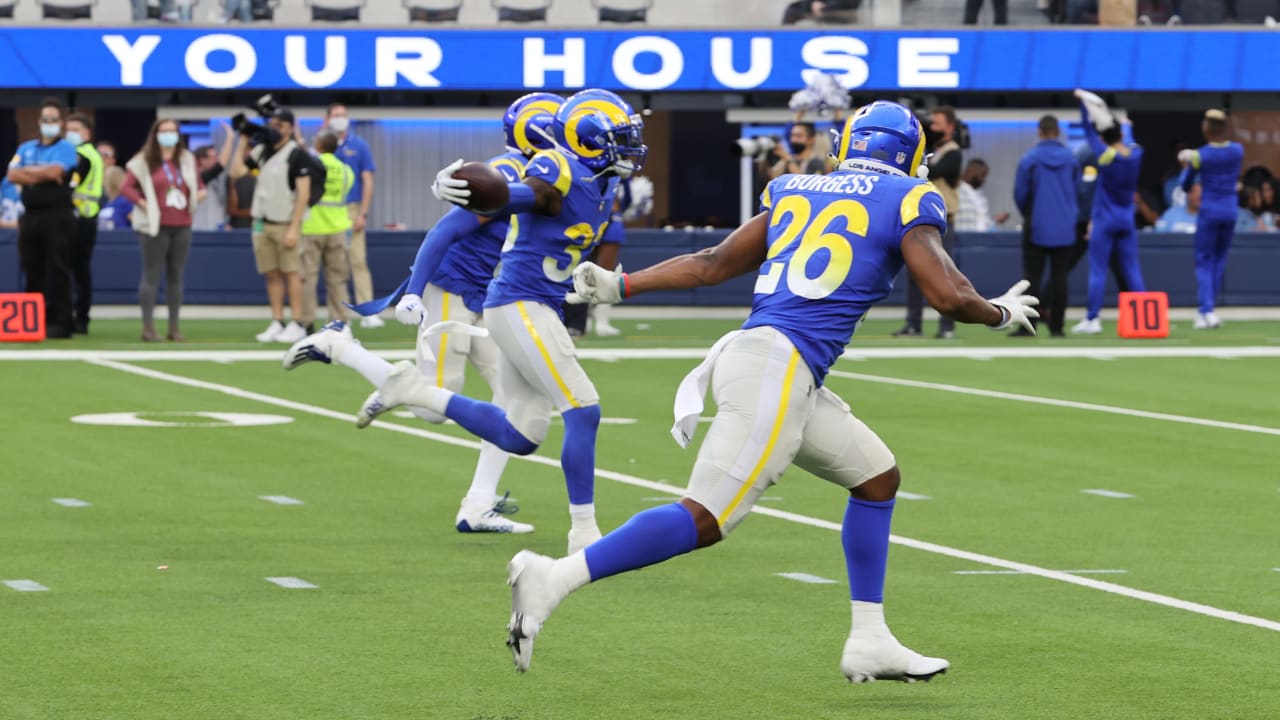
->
xmin=6 ymin=98 xmax=80 ymax=339
xmin=230 ymin=105 xmax=312 ymax=344
xmin=65 ymin=113 xmax=104 ymax=335
xmin=299 ymin=130 xmax=355 ymax=333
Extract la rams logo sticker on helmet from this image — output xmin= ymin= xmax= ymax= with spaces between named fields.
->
xmin=504 ymin=92 xmax=563 ymax=157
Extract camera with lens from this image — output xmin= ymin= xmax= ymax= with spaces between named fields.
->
xmin=731 ymin=135 xmax=781 ymax=159
xmin=231 ymin=94 xmax=282 ymax=144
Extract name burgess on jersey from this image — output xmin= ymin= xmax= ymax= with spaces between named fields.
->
xmin=777 ymin=172 xmax=881 ymax=196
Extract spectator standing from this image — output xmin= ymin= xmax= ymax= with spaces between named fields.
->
xmin=192 ymin=124 xmax=235 ymax=231
xmin=954 ymin=159 xmax=1009 ymax=232
xmin=217 ymin=0 xmax=253 ymax=21
xmin=299 ymin=130 xmax=354 ymax=332
xmin=0 ymin=178 xmax=23 ymax=228
xmin=1013 ymin=115 xmax=1080 ymax=337
xmin=764 ymin=122 xmax=827 ymax=180
xmin=230 ymin=106 xmax=312 ymax=343
xmin=121 ymin=118 xmax=202 ymax=342
xmin=895 ymin=106 xmax=962 ymax=339
xmin=95 ymin=141 xmax=116 ymax=170
xmin=6 ymin=98 xmax=79 ymax=339
xmin=963 ymin=0 xmax=1009 ymax=24
xmin=227 ymin=142 xmax=256 ymax=229
xmin=324 ymin=103 xmax=381 ymax=328
xmin=97 ymin=166 xmax=133 ymax=230
xmin=65 ymin=113 xmax=104 ymax=335
xmin=1155 ymin=183 xmax=1199 ymax=233
xmin=1178 ymin=109 xmax=1244 ymax=330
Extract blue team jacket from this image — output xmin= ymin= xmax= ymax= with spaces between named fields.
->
xmin=1014 ymin=140 xmax=1080 ymax=248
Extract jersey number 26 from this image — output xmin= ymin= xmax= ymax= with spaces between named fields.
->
xmin=755 ymin=195 xmax=866 ymax=300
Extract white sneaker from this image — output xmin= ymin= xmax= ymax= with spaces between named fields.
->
xmin=376 ymin=360 xmax=435 ymax=410
xmin=566 ymin=525 xmax=602 ymax=555
xmin=360 ymin=315 xmax=386 ymax=329
xmin=1193 ymin=313 xmax=1210 ymax=330
xmin=282 ymin=320 xmax=354 ymax=370
xmin=255 ymin=320 xmax=284 ymax=343
xmin=841 ymin=629 xmax=949 ymax=684
xmin=276 ymin=321 xmax=306 ymax=344
xmin=456 ymin=493 xmax=535 ymax=534
xmin=1205 ymin=311 xmax=1222 ymax=329
xmin=593 ymin=320 xmax=622 ymax=337
xmin=355 ymin=389 xmax=388 ymax=428
xmin=1071 ymin=317 xmax=1102 ymax=335
xmin=507 ymin=550 xmax=566 ymax=673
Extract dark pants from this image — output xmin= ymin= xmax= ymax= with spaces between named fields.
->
xmin=964 ymin=0 xmax=1009 ymax=23
xmin=70 ymin=214 xmax=98 ymax=330
xmin=904 ymin=223 xmax=956 ymax=334
xmin=1023 ymin=238 xmax=1073 ymax=334
xmin=17 ymin=206 xmax=76 ymax=336
xmin=562 ymin=300 xmax=589 ymax=335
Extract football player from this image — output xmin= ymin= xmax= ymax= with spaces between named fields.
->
xmin=1177 ymin=109 xmax=1244 ymax=330
xmin=360 ymin=89 xmax=646 ymax=554
xmin=1072 ymin=89 xmax=1146 ymax=335
xmin=282 ymin=92 xmax=562 ymax=535
xmin=501 ymin=101 xmax=1038 ymax=681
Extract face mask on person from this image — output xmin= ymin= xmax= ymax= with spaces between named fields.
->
xmin=64 ymin=131 xmax=83 ymax=146
xmin=329 ymin=117 xmax=350 ymax=133
xmin=157 ymin=131 xmax=180 ymax=148
xmin=788 ymin=138 xmax=809 ymax=155
xmin=40 ymin=123 xmax=61 ymax=139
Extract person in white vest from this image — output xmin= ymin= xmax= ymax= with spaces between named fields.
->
xmin=119 ymin=118 xmax=201 ymax=342
xmin=230 ymin=106 xmax=313 ymax=344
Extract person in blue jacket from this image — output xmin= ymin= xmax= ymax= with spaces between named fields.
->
xmin=1178 ymin=109 xmax=1245 ymax=330
xmin=1014 ymin=115 xmax=1080 ymax=337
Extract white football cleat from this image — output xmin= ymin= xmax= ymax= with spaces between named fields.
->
xmin=1204 ymin=311 xmax=1222 ymax=329
xmin=841 ymin=630 xmax=949 ymax=684
xmin=593 ymin=320 xmax=622 ymax=337
xmin=355 ymin=389 xmax=389 ymax=428
xmin=255 ymin=320 xmax=284 ymax=343
xmin=277 ymin=320 xmax=307 ymax=344
xmin=1071 ymin=317 xmax=1102 ymax=335
xmin=507 ymin=550 xmax=565 ymax=673
xmin=283 ymin=320 xmax=354 ymax=370
xmin=1193 ymin=313 xmax=1210 ymax=330
xmin=360 ymin=315 xmax=386 ymax=329
xmin=376 ymin=360 xmax=432 ymax=410
xmin=457 ymin=493 xmax=534 ymax=534
xmin=566 ymin=525 xmax=602 ymax=555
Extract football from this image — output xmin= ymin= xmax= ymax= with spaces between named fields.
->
xmin=453 ymin=161 xmax=510 ymax=214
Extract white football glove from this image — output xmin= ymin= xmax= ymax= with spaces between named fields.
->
xmin=987 ymin=280 xmax=1041 ymax=333
xmin=569 ymin=261 xmax=624 ymax=305
xmin=431 ymin=158 xmax=470 ymax=207
xmin=1177 ymin=149 xmax=1196 ymax=165
xmin=394 ymin=293 xmax=424 ymax=326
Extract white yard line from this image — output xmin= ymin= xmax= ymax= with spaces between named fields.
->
xmin=87 ymin=358 xmax=1280 ymax=634
xmin=8 ymin=345 xmax=1280 ymax=362
xmin=827 ymin=370 xmax=1280 ymax=437
xmin=1082 ymin=489 xmax=1137 ymax=499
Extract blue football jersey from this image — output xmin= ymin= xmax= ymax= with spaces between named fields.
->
xmin=431 ymin=151 xmax=526 ymax=312
xmin=1091 ymin=145 xmax=1143 ymax=229
xmin=486 ymin=149 xmax=618 ymax=313
xmin=1182 ymin=142 xmax=1245 ymax=222
xmin=743 ymin=171 xmax=948 ymax=384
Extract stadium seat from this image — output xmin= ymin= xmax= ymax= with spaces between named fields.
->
xmin=41 ymin=0 xmax=95 ymax=19
xmin=1179 ymin=0 xmax=1228 ymax=22
xmin=250 ymin=0 xmax=279 ymax=20
xmin=405 ymin=0 xmax=462 ymax=22
xmin=0 ymin=0 xmax=14 ymax=18
xmin=493 ymin=0 xmax=550 ymax=22
xmin=592 ymin=0 xmax=650 ymax=23
xmin=305 ymin=0 xmax=362 ymax=21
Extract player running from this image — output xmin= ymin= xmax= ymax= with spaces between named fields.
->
xmin=360 ymin=89 xmax=647 ymax=554
xmin=502 ymin=101 xmax=1039 ymax=681
xmin=1178 ymin=109 xmax=1244 ymax=330
xmin=1072 ymin=89 xmax=1147 ymax=335
xmin=281 ymin=92 xmax=562 ymax=535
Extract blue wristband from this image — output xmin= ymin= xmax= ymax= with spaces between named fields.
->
xmin=504 ymin=183 xmax=536 ymax=214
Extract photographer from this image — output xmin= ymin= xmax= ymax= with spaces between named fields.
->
xmin=764 ymin=122 xmax=827 ymax=179
xmin=894 ymin=105 xmax=964 ymax=339
xmin=229 ymin=102 xmax=312 ymax=344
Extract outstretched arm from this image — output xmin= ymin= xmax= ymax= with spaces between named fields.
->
xmin=901 ymin=224 xmax=1038 ymax=331
xmin=571 ymin=213 xmax=770 ymax=303
xmin=393 ymin=206 xmax=493 ymax=325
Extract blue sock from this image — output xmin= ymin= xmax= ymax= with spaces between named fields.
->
xmin=843 ymin=497 xmax=895 ymax=603
xmin=559 ymin=405 xmax=600 ymax=505
xmin=584 ymin=502 xmax=699 ymax=581
xmin=444 ymin=394 xmax=538 ymax=455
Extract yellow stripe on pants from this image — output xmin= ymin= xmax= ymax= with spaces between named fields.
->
xmin=717 ymin=349 xmax=800 ymax=526
xmin=515 ymin=301 xmax=581 ymax=408
xmin=436 ymin=292 xmax=450 ymax=388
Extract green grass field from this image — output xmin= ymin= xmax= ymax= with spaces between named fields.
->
xmin=2 ymin=317 xmax=1278 ymax=719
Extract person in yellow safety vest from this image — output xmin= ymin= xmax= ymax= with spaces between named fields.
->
xmin=300 ymin=129 xmax=356 ymax=332
xmin=66 ymin=112 xmax=104 ymax=335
